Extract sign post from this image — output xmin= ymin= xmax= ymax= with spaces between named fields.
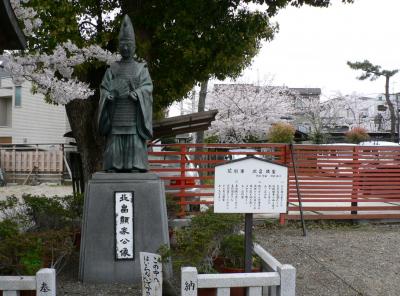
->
xmin=214 ymin=156 xmax=288 ymax=273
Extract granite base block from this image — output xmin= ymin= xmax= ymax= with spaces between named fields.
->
xmin=79 ymin=172 xmax=171 ymax=284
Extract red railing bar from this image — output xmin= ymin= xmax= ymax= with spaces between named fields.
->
xmin=286 ymin=214 xmax=400 ymax=220
xmin=288 ymin=198 xmax=400 ymax=202
xmin=288 ymin=206 xmax=400 ymax=211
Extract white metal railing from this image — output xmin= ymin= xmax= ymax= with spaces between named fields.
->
xmin=0 ymin=268 xmax=56 ymax=296
xmin=181 ymin=244 xmax=295 ymax=296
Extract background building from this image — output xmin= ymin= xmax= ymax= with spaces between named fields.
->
xmin=0 ymin=67 xmax=69 ymax=144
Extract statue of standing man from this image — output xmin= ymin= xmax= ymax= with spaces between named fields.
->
xmin=98 ymin=15 xmax=153 ymax=172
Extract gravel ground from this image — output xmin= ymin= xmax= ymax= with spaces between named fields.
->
xmin=255 ymin=222 xmax=400 ymax=296
xmin=0 ymin=184 xmax=73 ymax=200
xmin=56 ymin=222 xmax=400 ymax=296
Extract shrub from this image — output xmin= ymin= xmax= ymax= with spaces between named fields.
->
xmin=0 ymin=193 xmax=83 ymax=275
xmin=268 ymin=122 xmax=295 ymax=143
xmin=22 ymin=193 xmax=84 ymax=231
xmin=0 ymin=229 xmax=74 ymax=275
xmin=345 ymin=127 xmax=370 ymax=144
xmin=310 ymin=131 xmax=326 ymax=144
xmin=218 ymin=234 xmax=261 ymax=269
xmin=173 ymin=209 xmax=242 ymax=273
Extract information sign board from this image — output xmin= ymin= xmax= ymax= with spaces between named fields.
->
xmin=214 ymin=157 xmax=288 ymax=213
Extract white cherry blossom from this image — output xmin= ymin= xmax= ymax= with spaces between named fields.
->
xmin=207 ymin=84 xmax=296 ymax=143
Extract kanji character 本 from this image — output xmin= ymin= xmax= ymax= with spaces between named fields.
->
xmin=120 ymin=216 xmax=129 ymax=224
xmin=40 ymin=282 xmax=51 ymax=292
xmin=119 ymin=227 xmax=130 ymax=235
xmin=184 ymin=280 xmax=196 ymax=291
xmin=120 ymin=248 xmax=131 ymax=257
xmin=121 ymin=204 xmax=128 ymax=213
xmin=120 ymin=193 xmax=129 ymax=202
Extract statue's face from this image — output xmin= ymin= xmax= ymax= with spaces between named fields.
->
xmin=119 ymin=40 xmax=135 ymax=59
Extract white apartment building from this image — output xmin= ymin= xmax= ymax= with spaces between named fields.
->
xmin=0 ymin=67 xmax=69 ymax=145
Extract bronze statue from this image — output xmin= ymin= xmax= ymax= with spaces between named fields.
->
xmin=98 ymin=15 xmax=153 ymax=172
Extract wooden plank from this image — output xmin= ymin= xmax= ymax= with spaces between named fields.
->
xmin=39 ymin=152 xmax=45 ymax=172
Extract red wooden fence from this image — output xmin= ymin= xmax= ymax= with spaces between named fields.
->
xmin=148 ymin=143 xmax=400 ymax=222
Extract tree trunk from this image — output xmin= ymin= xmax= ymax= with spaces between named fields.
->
xmin=385 ymin=75 xmax=396 ymax=141
xmin=65 ymin=97 xmax=104 ymax=183
xmin=196 ymin=79 xmax=208 ymax=144
xmin=195 ymin=80 xmax=209 ymax=182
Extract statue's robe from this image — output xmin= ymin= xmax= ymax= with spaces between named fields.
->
xmin=98 ymin=60 xmax=153 ymax=171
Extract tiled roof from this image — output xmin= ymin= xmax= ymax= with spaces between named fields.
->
xmin=290 ymin=88 xmax=321 ymax=95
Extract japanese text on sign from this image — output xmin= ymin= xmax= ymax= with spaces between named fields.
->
xmin=140 ymin=252 xmax=163 ymax=296
xmin=214 ymin=158 xmax=288 ymax=214
xmin=115 ymin=192 xmax=134 ymax=260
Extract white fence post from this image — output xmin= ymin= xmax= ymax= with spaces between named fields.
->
xmin=36 ymin=268 xmax=56 ymax=296
xmin=3 ymin=292 xmax=20 ymax=296
xmin=277 ymin=264 xmax=296 ymax=296
xmin=181 ymin=267 xmax=198 ymax=296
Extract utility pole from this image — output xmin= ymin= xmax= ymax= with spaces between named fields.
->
xmin=397 ymin=93 xmax=400 ymax=144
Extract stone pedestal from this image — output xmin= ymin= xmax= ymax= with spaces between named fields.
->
xmin=79 ymin=172 xmax=171 ymax=284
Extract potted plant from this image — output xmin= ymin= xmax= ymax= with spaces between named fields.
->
xmin=173 ymin=209 xmax=242 ymax=272
xmin=172 ymin=209 xmax=242 ymax=296
xmin=214 ymin=234 xmax=261 ymax=273
xmin=213 ymin=234 xmax=261 ymax=296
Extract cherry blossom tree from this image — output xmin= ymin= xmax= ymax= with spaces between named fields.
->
xmin=3 ymin=0 xmax=119 ymax=104
xmin=1 ymin=0 xmax=124 ymax=178
xmin=1 ymin=0 xmax=353 ymax=179
xmin=207 ymin=84 xmax=295 ymax=143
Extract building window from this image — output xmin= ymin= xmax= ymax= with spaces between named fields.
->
xmin=0 ymin=97 xmax=12 ymax=126
xmin=0 ymin=137 xmax=12 ymax=144
xmin=15 ymin=86 xmax=22 ymax=107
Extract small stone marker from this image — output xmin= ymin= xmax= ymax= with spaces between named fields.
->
xmin=140 ymin=252 xmax=163 ymax=296
xmin=214 ymin=157 xmax=288 ymax=214
xmin=115 ymin=192 xmax=134 ymax=260
xmin=36 ymin=268 xmax=56 ymax=296
xmin=181 ymin=267 xmax=197 ymax=296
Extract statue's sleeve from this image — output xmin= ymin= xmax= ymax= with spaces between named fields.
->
xmin=135 ymin=64 xmax=153 ymax=140
xmin=98 ymin=68 xmax=113 ymax=136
